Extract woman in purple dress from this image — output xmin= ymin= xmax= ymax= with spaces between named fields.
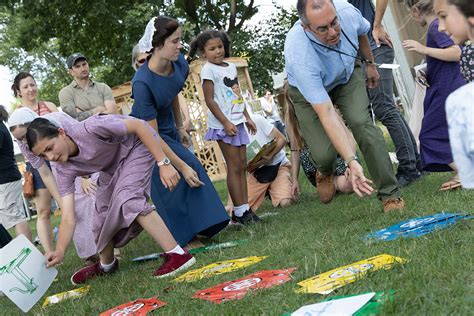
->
xmin=9 ymin=108 xmax=98 ymax=262
xmin=404 ymin=0 xmax=466 ymax=190
xmin=25 ymin=114 xmax=195 ymax=285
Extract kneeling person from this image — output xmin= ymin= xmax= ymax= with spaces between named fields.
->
xmin=228 ymin=114 xmax=294 ymax=212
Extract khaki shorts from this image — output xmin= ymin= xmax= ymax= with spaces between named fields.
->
xmin=0 ymin=179 xmax=27 ymax=229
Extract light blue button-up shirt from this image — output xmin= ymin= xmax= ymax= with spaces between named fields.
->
xmin=284 ymin=0 xmax=370 ymax=105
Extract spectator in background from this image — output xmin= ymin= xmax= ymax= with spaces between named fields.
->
xmin=11 ymin=71 xmax=56 ymax=253
xmin=0 ymin=105 xmax=32 ymax=242
xmin=59 ymin=53 xmax=118 ymax=121
xmin=260 ymin=89 xmax=286 ymax=136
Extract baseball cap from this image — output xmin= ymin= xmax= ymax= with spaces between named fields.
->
xmin=66 ymin=53 xmax=87 ymax=69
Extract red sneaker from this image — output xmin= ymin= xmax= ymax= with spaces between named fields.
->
xmin=153 ymin=251 xmax=196 ymax=278
xmin=71 ymin=259 xmax=119 ymax=285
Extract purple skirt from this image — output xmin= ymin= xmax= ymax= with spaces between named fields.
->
xmin=205 ymin=123 xmax=249 ymax=146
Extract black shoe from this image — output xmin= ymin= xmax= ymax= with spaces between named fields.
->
xmin=397 ymin=171 xmax=421 ymax=187
xmin=232 ymin=210 xmax=261 ymax=225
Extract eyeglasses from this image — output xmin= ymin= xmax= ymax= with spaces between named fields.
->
xmin=137 ymin=58 xmax=146 ymax=65
xmin=309 ymin=16 xmax=340 ymax=35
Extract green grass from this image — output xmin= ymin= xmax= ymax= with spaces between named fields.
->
xmin=1 ymin=161 xmax=474 ymax=314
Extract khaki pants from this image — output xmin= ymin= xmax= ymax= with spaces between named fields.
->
xmin=288 ymin=64 xmax=400 ymax=201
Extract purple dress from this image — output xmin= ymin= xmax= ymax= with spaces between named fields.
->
xmin=420 ymin=19 xmax=467 ymax=172
xmin=52 ymin=115 xmax=155 ymax=253
xmin=19 ymin=112 xmax=98 ymax=258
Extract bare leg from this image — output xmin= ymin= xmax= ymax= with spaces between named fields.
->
xmin=35 ymin=188 xmax=54 ymax=252
xmin=218 ymin=141 xmax=246 ymax=206
xmin=15 ymin=221 xmax=32 ymax=241
xmin=135 ymin=211 xmax=177 ymax=252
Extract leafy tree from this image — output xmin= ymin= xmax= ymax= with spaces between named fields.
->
xmin=0 ymin=0 xmax=296 ymax=104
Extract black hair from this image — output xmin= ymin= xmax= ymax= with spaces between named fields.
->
xmin=448 ymin=0 xmax=474 ymax=18
xmin=151 ymin=16 xmax=180 ymax=50
xmin=26 ymin=118 xmax=60 ymax=150
xmin=0 ymin=105 xmax=8 ymax=123
xmin=223 ymin=76 xmax=239 ymax=88
xmin=11 ymin=71 xmax=35 ymax=98
xmin=188 ymin=29 xmax=231 ymax=61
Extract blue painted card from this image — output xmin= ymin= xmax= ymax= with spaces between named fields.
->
xmin=366 ymin=213 xmax=473 ymax=241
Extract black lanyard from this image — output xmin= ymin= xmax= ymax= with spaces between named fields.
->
xmin=304 ymin=27 xmax=375 ymax=65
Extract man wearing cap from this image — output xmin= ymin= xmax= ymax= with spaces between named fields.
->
xmin=59 ymin=53 xmax=118 ymax=121
xmin=285 ymin=0 xmax=404 ymax=212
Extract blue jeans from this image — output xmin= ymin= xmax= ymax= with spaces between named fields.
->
xmin=368 ymin=45 xmax=420 ymax=177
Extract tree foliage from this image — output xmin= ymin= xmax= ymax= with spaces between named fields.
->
xmin=0 ymin=0 xmax=296 ymax=104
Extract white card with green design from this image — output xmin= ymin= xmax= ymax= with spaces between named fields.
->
xmin=0 ymin=235 xmax=57 ymax=312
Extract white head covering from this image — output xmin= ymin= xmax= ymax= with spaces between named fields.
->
xmin=8 ymin=107 xmax=39 ymax=127
xmin=138 ymin=17 xmax=157 ymax=53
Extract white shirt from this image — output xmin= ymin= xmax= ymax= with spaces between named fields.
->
xmin=201 ymin=61 xmax=246 ymax=129
xmin=446 ymin=82 xmax=474 ymax=188
xmin=246 ymin=114 xmax=288 ymax=166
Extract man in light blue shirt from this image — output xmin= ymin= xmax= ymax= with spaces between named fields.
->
xmin=284 ymin=0 xmax=404 ymax=212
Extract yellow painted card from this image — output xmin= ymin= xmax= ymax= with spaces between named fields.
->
xmin=174 ymin=256 xmax=267 ymax=283
xmin=296 ymin=254 xmax=407 ymax=294
xmin=42 ymin=286 xmax=90 ymax=308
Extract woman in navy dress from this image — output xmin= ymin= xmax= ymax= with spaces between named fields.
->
xmin=131 ymin=16 xmax=229 ymax=246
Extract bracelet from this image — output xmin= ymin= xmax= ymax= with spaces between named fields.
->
xmin=290 ymin=149 xmax=299 ymax=152
xmin=345 ymin=155 xmax=358 ymax=166
xmin=176 ymin=126 xmax=185 ymax=130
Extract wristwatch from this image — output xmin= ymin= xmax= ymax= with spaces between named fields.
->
xmin=157 ymin=157 xmax=171 ymax=167
xmin=344 ymin=155 xmax=358 ymax=167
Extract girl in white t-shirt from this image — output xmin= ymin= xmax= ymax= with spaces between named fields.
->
xmin=189 ymin=30 xmax=259 ymax=225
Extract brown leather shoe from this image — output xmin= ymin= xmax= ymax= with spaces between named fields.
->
xmin=316 ymin=172 xmax=336 ymax=204
xmin=383 ymin=198 xmax=405 ymax=213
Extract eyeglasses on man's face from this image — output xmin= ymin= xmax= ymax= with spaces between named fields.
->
xmin=308 ymin=16 xmax=340 ymax=35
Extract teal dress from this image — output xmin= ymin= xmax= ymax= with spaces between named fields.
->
xmin=130 ymin=54 xmax=229 ymax=245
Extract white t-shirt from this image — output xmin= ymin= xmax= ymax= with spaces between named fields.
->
xmin=446 ymin=82 xmax=474 ymax=188
xmin=201 ymin=61 xmax=246 ymax=129
xmin=246 ymin=114 xmax=289 ymax=166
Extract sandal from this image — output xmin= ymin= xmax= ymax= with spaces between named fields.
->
xmin=439 ymin=179 xmax=462 ymax=191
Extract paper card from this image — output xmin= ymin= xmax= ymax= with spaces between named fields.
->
xmin=193 ymin=268 xmax=296 ymax=304
xmin=42 ymin=286 xmax=90 ymax=308
xmin=174 ymin=256 xmax=268 ymax=283
xmin=335 ymin=290 xmax=396 ymax=316
xmin=188 ymin=239 xmax=248 ymax=254
xmin=131 ymin=240 xmax=248 ymax=263
xmin=366 ymin=213 xmax=473 ymax=241
xmin=291 ymin=292 xmax=375 ymax=315
xmin=378 ymin=63 xmax=400 ymax=69
xmin=99 ymin=297 xmax=166 ymax=316
xmin=296 ymin=254 xmax=407 ymax=294
xmin=0 ymin=235 xmax=57 ymax=313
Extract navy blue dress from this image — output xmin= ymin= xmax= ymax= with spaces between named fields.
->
xmin=130 ymin=54 xmax=229 ymax=246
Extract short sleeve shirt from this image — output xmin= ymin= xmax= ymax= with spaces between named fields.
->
xmin=246 ymin=114 xmax=288 ymax=166
xmin=284 ymin=0 xmax=370 ymax=105
xmin=201 ymin=61 xmax=246 ymax=128
xmin=59 ymin=80 xmax=115 ymax=121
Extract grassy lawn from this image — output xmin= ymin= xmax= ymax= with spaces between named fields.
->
xmin=1 ymin=152 xmax=473 ymax=314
